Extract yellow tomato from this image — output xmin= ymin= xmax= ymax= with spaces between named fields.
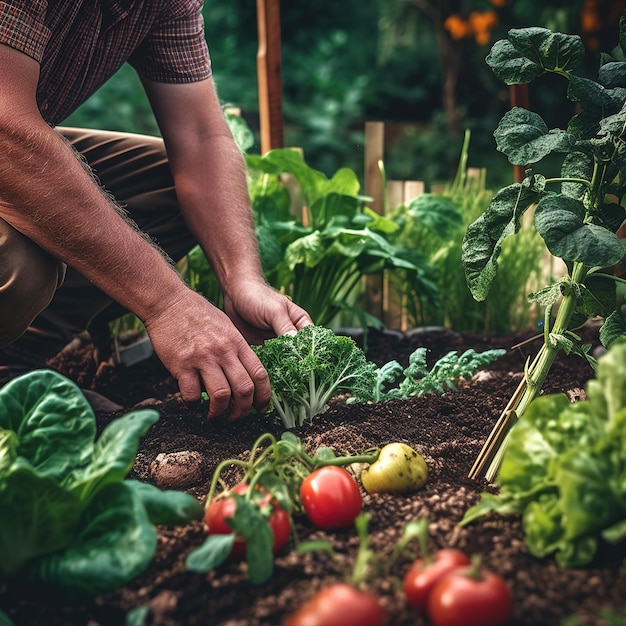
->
xmin=360 ymin=442 xmax=428 ymax=494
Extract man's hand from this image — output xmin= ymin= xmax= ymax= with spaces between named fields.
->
xmin=143 ymin=288 xmax=271 ymax=420
xmin=223 ymin=279 xmax=313 ymax=345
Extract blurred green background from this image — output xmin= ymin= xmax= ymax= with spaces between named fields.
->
xmin=63 ymin=0 xmax=623 ymax=190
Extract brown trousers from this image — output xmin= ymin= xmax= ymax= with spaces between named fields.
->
xmin=0 ymin=127 xmax=196 ymax=364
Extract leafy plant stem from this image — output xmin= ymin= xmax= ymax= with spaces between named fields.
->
xmin=485 ymin=262 xmax=589 ymax=481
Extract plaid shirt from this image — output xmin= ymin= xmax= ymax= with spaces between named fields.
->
xmin=0 ymin=0 xmax=211 ymax=125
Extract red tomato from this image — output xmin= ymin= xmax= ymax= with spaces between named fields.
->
xmin=300 ymin=466 xmax=362 ymax=530
xmin=204 ymin=483 xmax=291 ymax=560
xmin=403 ymin=548 xmax=471 ymax=613
xmin=427 ymin=565 xmax=512 ymax=626
xmin=285 ymin=583 xmax=386 ymax=626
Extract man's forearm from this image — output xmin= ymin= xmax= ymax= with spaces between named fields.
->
xmin=0 ymin=119 xmax=188 ymax=323
xmin=168 ymin=131 xmax=266 ymax=293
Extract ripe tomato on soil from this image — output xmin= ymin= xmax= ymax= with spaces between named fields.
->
xmin=285 ymin=583 xmax=387 ymax=626
xmin=300 ymin=466 xmax=362 ymax=530
xmin=204 ymin=482 xmax=291 ymax=560
xmin=427 ymin=565 xmax=512 ymax=626
xmin=403 ymin=548 xmax=471 ymax=613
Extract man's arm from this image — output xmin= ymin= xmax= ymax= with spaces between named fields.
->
xmin=0 ymin=43 xmax=270 ymax=419
xmin=141 ymin=77 xmax=312 ymax=341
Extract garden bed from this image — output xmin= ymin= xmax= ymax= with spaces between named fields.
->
xmin=4 ymin=325 xmax=625 ymax=626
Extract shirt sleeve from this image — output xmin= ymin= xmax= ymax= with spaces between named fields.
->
xmin=129 ymin=0 xmax=211 ymax=84
xmin=0 ymin=1 xmax=50 ymax=62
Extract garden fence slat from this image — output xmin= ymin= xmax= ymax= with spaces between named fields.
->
xmin=363 ymin=121 xmax=385 ymax=323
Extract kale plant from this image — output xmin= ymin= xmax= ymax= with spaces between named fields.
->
xmin=252 ymin=325 xmax=377 ymax=428
xmin=464 ymin=20 xmax=626 ymax=481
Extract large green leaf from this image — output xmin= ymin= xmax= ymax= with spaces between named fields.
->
xmin=560 ymin=151 xmax=593 ymax=200
xmin=125 ymin=480 xmax=203 ymax=526
xmin=0 ymin=371 xmax=95 ymax=481
xmin=568 ymin=77 xmax=626 ymax=114
xmin=599 ymin=310 xmax=626 ymax=348
xmin=534 ymin=194 xmax=626 ymax=266
xmin=494 ymin=108 xmax=574 ymax=165
xmin=28 ymin=482 xmax=157 ymax=595
xmin=462 ymin=183 xmax=541 ymax=300
xmin=486 ymin=28 xmax=584 ymax=84
xmin=598 ymin=61 xmax=626 ymax=88
xmin=68 ymin=409 xmax=159 ymax=502
xmin=0 ymin=464 xmax=81 ymax=579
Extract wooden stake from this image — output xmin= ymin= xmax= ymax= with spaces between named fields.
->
xmin=256 ymin=0 xmax=283 ymax=153
xmin=509 ymin=84 xmax=529 ymax=183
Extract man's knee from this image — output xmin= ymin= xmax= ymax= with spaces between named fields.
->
xmin=0 ymin=219 xmax=65 ymax=348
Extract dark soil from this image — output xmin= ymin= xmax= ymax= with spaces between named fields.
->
xmin=4 ymin=325 xmax=625 ymax=626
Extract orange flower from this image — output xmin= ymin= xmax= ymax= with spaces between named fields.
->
xmin=469 ymin=11 xmax=499 ymax=32
xmin=444 ymin=14 xmax=472 ymax=40
xmin=581 ymin=7 xmax=602 ymax=32
xmin=475 ymin=29 xmax=492 ymax=45
xmin=490 ymin=0 xmax=507 ymax=6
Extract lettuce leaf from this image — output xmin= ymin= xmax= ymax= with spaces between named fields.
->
xmin=0 ymin=370 xmax=202 ymax=593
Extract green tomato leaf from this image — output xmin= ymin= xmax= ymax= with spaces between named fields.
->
xmin=28 ymin=482 xmax=157 ymax=595
xmin=462 ymin=183 xmax=541 ymax=300
xmin=534 ymin=194 xmax=626 ymax=266
xmin=230 ymin=498 xmax=274 ymax=585
xmin=404 ymin=193 xmax=463 ymax=237
xmin=313 ymin=446 xmax=337 ymax=462
xmin=494 ymin=108 xmax=575 ymax=165
xmin=602 ymin=516 xmax=626 ymax=544
xmin=185 ymin=534 xmax=235 ymax=572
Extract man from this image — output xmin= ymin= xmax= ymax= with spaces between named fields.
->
xmin=0 ymin=1 xmax=312 ymax=419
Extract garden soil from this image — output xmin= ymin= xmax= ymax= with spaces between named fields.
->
xmin=4 ymin=325 xmax=625 ymax=626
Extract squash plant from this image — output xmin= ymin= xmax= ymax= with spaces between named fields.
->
xmin=464 ymin=20 xmax=626 ymax=480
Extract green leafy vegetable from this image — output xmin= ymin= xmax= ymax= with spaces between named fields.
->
xmin=374 ymin=347 xmax=506 ymax=400
xmin=0 ymin=370 xmax=202 ymax=595
xmin=246 ymin=148 xmax=438 ymax=328
xmin=461 ymin=341 xmax=626 ymax=567
xmin=252 ymin=325 xmax=378 ymax=428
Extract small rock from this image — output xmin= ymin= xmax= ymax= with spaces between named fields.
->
xmin=150 ymin=450 xmax=204 ymax=490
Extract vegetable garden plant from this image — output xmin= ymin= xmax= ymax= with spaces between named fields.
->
xmin=463 ymin=20 xmax=626 ymax=481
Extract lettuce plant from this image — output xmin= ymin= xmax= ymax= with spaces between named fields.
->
xmin=464 ymin=20 xmax=626 ymax=480
xmin=461 ymin=341 xmax=626 ymax=567
xmin=0 ymin=370 xmax=202 ymax=596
